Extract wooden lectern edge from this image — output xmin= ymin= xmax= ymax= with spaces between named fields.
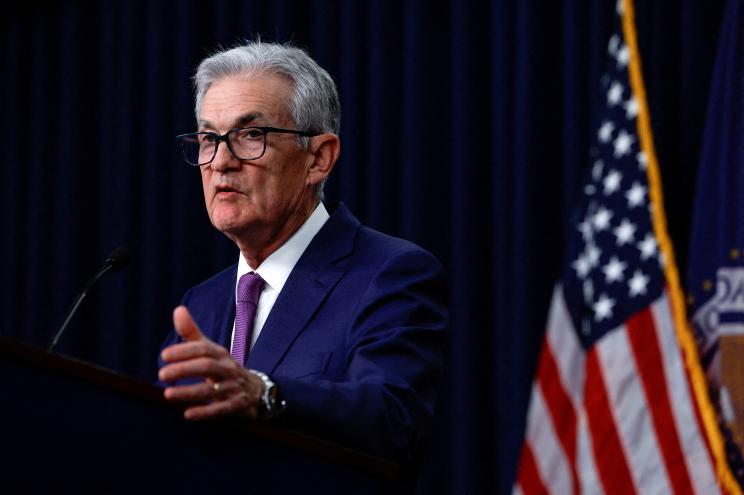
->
xmin=0 ymin=336 xmax=402 ymax=481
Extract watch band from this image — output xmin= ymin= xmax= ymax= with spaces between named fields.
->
xmin=248 ymin=369 xmax=286 ymax=419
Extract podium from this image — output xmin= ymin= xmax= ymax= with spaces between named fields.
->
xmin=0 ymin=337 xmax=409 ymax=494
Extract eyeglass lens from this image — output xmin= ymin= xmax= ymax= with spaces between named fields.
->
xmin=181 ymin=128 xmax=266 ymax=165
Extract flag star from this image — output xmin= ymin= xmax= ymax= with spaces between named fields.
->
xmin=598 ymin=121 xmax=615 ymax=143
xmin=613 ymin=219 xmax=636 ymax=245
xmin=616 ymin=0 xmax=624 ymax=15
xmin=593 ymin=293 xmax=615 ymax=321
xmin=584 ymin=184 xmax=597 ymax=196
xmin=603 ymin=169 xmax=623 ymax=195
xmin=638 ymin=233 xmax=657 ymax=260
xmin=586 ymin=243 xmax=601 ymax=267
xmin=602 ymin=256 xmax=627 ymax=283
xmin=578 ymin=217 xmax=594 ymax=241
xmin=626 ymin=182 xmax=646 ymax=208
xmin=607 ymin=82 xmax=624 ymax=106
xmin=608 ymin=35 xmax=620 ymax=55
xmin=573 ymin=254 xmax=591 ymax=279
xmin=592 ymin=160 xmax=604 ymax=180
xmin=623 ymin=97 xmax=639 ymax=119
xmin=637 ymin=151 xmax=648 ymax=170
xmin=616 ymin=44 xmax=630 ymax=68
xmin=613 ymin=129 xmax=635 ymax=157
xmin=600 ymin=75 xmax=610 ymax=90
xmin=592 ymin=207 xmax=613 ymax=231
xmin=583 ymin=279 xmax=594 ymax=304
xmin=628 ymin=270 xmax=650 ymax=297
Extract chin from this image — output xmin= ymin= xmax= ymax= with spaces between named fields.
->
xmin=209 ymin=208 xmax=248 ymax=232
xmin=212 ymin=216 xmax=247 ymax=232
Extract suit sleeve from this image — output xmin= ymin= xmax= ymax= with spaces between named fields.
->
xmin=272 ymin=248 xmax=448 ymax=463
xmin=156 ymin=288 xmax=194 ymax=387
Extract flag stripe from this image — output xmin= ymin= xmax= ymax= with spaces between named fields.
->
xmin=537 ymin=341 xmax=580 ymax=495
xmin=546 ymin=287 xmax=585 ymax=407
xmin=626 ymin=305 xmax=695 ymax=495
xmin=596 ymin=325 xmax=672 ymax=494
xmin=525 ymin=385 xmax=574 ymax=493
xmin=577 ymin=408 xmax=605 ymax=494
xmin=516 ymin=442 xmax=549 ymax=495
xmin=585 ymin=349 xmax=637 ymax=494
xmin=652 ymin=295 xmax=720 ymax=494
xmin=549 ymin=288 xmax=605 ymax=494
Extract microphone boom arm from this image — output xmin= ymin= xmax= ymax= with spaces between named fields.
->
xmin=47 ymin=246 xmax=130 ymax=352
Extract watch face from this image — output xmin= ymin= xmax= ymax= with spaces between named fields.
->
xmin=249 ymin=370 xmax=284 ymax=418
xmin=265 ymin=385 xmax=285 ymax=417
xmin=268 ymin=386 xmax=279 ymax=401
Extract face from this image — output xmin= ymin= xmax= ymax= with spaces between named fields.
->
xmin=197 ymin=72 xmax=317 ymax=246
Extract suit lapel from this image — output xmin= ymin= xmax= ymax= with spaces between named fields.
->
xmin=246 ymin=203 xmax=359 ymax=373
xmin=206 ymin=265 xmax=237 ymax=349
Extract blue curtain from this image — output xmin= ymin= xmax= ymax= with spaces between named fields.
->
xmin=0 ymin=1 xmax=725 ymax=492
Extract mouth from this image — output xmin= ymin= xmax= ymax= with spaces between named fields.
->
xmin=215 ymin=184 xmax=242 ymax=198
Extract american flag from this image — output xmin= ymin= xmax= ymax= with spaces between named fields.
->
xmin=514 ymin=1 xmax=727 ymax=493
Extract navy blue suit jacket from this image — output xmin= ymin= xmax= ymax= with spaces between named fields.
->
xmin=160 ymin=203 xmax=448 ymax=461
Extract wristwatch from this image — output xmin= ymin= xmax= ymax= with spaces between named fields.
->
xmin=248 ymin=369 xmax=286 ymax=419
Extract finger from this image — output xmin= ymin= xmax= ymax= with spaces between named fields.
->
xmin=183 ymin=395 xmax=260 ymax=421
xmin=158 ymin=357 xmax=224 ymax=383
xmin=160 ymin=339 xmax=228 ymax=363
xmin=173 ymin=305 xmax=203 ymax=342
xmin=164 ymin=380 xmax=232 ymax=402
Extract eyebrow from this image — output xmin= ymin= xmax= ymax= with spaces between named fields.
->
xmin=198 ymin=112 xmax=267 ymax=131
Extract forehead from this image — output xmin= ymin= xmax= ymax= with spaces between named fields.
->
xmin=199 ymin=72 xmax=294 ymax=129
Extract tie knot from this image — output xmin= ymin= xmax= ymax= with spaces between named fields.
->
xmin=237 ymin=272 xmax=264 ymax=304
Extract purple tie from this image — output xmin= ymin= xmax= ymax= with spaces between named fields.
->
xmin=231 ymin=272 xmax=264 ymax=367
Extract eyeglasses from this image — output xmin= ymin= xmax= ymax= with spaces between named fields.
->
xmin=175 ymin=126 xmax=320 ymax=166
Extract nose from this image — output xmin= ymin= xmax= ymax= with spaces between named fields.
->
xmin=209 ymin=141 xmax=241 ymax=172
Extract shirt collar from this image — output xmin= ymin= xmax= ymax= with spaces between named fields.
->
xmin=236 ymin=202 xmax=330 ymax=293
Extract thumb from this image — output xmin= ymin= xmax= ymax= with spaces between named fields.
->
xmin=173 ymin=305 xmax=204 ymax=341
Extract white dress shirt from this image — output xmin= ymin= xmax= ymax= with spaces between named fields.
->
xmin=229 ymin=202 xmax=330 ymax=353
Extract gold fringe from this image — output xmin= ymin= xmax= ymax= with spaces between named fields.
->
xmin=622 ymin=0 xmax=740 ymax=492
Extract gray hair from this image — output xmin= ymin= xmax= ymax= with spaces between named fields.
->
xmin=193 ymin=41 xmax=340 ymax=139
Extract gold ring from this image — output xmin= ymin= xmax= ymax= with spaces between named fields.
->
xmin=212 ymin=382 xmax=221 ymax=393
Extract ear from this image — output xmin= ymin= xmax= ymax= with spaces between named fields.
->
xmin=305 ymin=133 xmax=340 ymax=187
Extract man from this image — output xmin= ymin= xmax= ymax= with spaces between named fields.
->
xmin=158 ymin=41 xmax=447 ymax=462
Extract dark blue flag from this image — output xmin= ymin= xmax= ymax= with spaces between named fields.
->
xmin=688 ymin=0 xmax=744 ymax=487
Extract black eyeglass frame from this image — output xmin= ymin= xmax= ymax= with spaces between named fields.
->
xmin=175 ymin=125 xmax=320 ymax=166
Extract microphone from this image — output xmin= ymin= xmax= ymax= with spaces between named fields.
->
xmin=47 ymin=246 xmax=131 ymax=352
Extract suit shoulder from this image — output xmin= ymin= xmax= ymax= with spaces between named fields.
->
xmin=186 ymin=263 xmax=237 ymax=297
xmin=325 ymin=202 xmax=442 ymax=268
xmin=355 ymin=225 xmax=442 ymax=268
